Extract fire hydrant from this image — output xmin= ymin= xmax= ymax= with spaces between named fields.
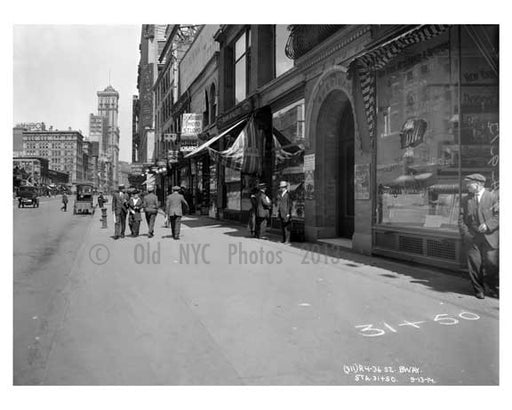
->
xmin=101 ymin=207 xmax=108 ymax=229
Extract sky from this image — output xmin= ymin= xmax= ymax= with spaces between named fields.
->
xmin=13 ymin=25 xmax=141 ymax=162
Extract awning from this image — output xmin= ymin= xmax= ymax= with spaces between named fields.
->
xmin=272 ymin=127 xmax=304 ymax=166
xmin=349 ymin=25 xmax=451 ymax=142
xmin=207 ymin=116 xmax=262 ymax=175
xmin=184 ymin=118 xmax=247 ymax=158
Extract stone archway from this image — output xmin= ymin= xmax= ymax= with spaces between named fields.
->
xmin=304 ymin=68 xmax=357 ymax=240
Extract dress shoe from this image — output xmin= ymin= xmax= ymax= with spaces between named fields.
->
xmin=475 ymin=292 xmax=485 ymax=299
xmin=113 ymin=236 xmax=119 ymax=240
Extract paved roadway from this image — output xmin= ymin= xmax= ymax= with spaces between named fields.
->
xmin=13 ymin=197 xmax=499 ymax=385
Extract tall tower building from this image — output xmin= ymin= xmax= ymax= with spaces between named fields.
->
xmin=97 ymin=85 xmax=120 ymax=189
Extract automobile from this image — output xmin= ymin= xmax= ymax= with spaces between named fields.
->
xmin=73 ymin=183 xmax=95 ymax=214
xmin=17 ymin=186 xmax=39 ymax=208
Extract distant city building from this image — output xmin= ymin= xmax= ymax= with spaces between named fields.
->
xmin=97 ymin=85 xmax=120 ymax=189
xmin=22 ymin=130 xmax=84 ymax=183
xmin=118 ymin=160 xmax=131 ymax=187
xmin=88 ymin=114 xmax=109 ymax=157
xmin=132 ymin=95 xmax=139 ymax=163
xmin=13 ymin=156 xmax=69 ymax=189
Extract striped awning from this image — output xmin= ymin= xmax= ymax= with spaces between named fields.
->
xmin=207 ymin=116 xmax=262 ymax=175
xmin=350 ymin=25 xmax=451 ymax=142
xmin=184 ymin=118 xmax=247 ymax=158
xmin=272 ymin=128 xmax=304 ymax=167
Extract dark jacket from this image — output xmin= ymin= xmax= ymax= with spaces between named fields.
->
xmin=458 ymin=189 xmax=499 ymax=249
xmin=62 ymin=194 xmax=68 ymax=204
xmin=255 ymin=190 xmax=271 ymax=218
xmin=143 ymin=192 xmax=159 ymax=214
xmin=166 ymin=192 xmax=189 ymax=216
xmin=277 ymin=190 xmax=292 ymax=220
xmin=112 ymin=191 xmax=128 ymax=214
xmin=128 ymin=196 xmax=143 ymax=220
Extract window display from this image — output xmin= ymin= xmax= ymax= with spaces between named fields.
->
xmin=376 ymin=27 xmax=498 ymax=233
xmin=376 ymin=32 xmax=460 ymax=231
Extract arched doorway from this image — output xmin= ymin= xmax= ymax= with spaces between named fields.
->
xmin=316 ymin=90 xmax=355 ymax=238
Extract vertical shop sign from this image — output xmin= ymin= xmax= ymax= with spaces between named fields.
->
xmin=304 ymin=153 xmax=315 ymax=200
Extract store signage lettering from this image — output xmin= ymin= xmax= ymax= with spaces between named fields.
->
xmin=463 ymin=69 xmax=496 ymax=83
xmin=399 ymin=118 xmax=427 ymax=149
xmin=181 ymin=113 xmax=203 ymax=136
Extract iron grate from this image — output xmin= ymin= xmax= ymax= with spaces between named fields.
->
xmin=398 ymin=235 xmax=424 ymax=255
xmin=426 ymin=239 xmax=457 ymax=261
xmin=375 ymin=232 xmax=396 ymax=249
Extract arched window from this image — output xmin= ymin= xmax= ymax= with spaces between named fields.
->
xmin=203 ymin=90 xmax=209 ymax=126
xmin=209 ymin=83 xmax=217 ymax=123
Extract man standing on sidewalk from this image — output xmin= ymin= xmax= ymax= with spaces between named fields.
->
xmin=166 ymin=186 xmax=189 ymax=240
xmin=277 ymin=180 xmax=292 ymax=244
xmin=458 ymin=173 xmax=499 ymax=299
xmin=143 ymin=186 xmax=159 ymax=238
xmin=112 ymin=185 xmax=128 ymax=240
xmin=254 ymin=183 xmax=271 ymax=239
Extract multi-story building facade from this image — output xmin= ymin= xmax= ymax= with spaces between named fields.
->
xmin=136 ymin=24 xmax=167 ymax=164
xmin=97 ymin=85 xmax=120 ymax=189
xmin=179 ymin=24 xmax=499 ymax=271
xmin=22 ymin=129 xmax=84 ymax=183
xmin=88 ymin=114 xmax=109 ymax=157
xmin=132 ymin=95 xmax=140 ymax=163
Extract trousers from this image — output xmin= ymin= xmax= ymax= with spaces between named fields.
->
xmin=464 ymin=235 xmax=499 ymax=294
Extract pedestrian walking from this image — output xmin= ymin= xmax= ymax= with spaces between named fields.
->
xmin=458 ymin=173 xmax=499 ymax=299
xmin=112 ymin=184 xmax=128 ymax=239
xmin=128 ymin=190 xmax=143 ymax=237
xmin=277 ymin=180 xmax=292 ymax=244
xmin=165 ymin=185 xmax=189 ymax=240
xmin=254 ymin=183 xmax=271 ymax=239
xmin=248 ymin=187 xmax=257 ymax=237
xmin=61 ymin=192 xmax=68 ymax=212
xmin=143 ymin=186 xmax=159 ymax=238
xmin=97 ymin=191 xmax=105 ymax=208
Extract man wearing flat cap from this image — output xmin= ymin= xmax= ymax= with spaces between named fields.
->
xmin=254 ymin=182 xmax=271 ymax=239
xmin=166 ymin=185 xmax=189 ymax=240
xmin=112 ymin=184 xmax=128 ymax=239
xmin=277 ymin=181 xmax=292 ymax=244
xmin=143 ymin=186 xmax=159 ymax=238
xmin=458 ymin=174 xmax=499 ymax=299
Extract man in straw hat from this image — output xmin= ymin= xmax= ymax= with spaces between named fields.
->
xmin=277 ymin=180 xmax=292 ymax=244
xmin=458 ymin=173 xmax=499 ymax=299
xmin=112 ymin=184 xmax=128 ymax=239
xmin=166 ymin=185 xmax=189 ymax=240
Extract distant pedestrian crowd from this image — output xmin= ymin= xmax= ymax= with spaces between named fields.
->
xmin=110 ymin=184 xmax=188 ymax=240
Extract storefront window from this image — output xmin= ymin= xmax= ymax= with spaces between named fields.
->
xmin=376 ymin=31 xmax=460 ymax=231
xmin=272 ymin=99 xmax=305 ymax=219
xmin=225 ymin=167 xmax=241 ymax=210
xmin=376 ymin=27 xmax=498 ymax=232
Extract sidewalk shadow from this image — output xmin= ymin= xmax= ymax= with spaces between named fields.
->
xmin=181 ymin=215 xmax=492 ymax=300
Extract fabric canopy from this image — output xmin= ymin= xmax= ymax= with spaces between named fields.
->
xmin=207 ymin=116 xmax=262 ymax=174
xmin=183 ymin=118 xmax=247 ymax=158
xmin=272 ymin=127 xmax=304 ymax=167
xmin=350 ymin=25 xmax=451 ymax=141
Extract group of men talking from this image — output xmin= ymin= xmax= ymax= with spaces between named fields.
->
xmin=111 ymin=184 xmax=189 ymax=240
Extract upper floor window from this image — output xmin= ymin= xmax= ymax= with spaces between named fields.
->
xmin=235 ymin=29 xmax=251 ymax=104
xmin=210 ymin=83 xmax=217 ymax=123
xmin=275 ymin=25 xmax=293 ymax=78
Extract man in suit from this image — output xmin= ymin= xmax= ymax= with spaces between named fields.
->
xmin=127 ymin=190 xmax=143 ymax=237
xmin=458 ymin=173 xmax=499 ymax=299
xmin=112 ymin=185 xmax=128 ymax=239
xmin=166 ymin=186 xmax=189 ymax=240
xmin=143 ymin=186 xmax=159 ymax=238
xmin=254 ymin=183 xmax=271 ymax=239
xmin=277 ymin=180 xmax=293 ymax=244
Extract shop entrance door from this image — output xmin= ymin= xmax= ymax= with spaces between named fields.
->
xmin=337 ymin=103 xmax=355 ymax=238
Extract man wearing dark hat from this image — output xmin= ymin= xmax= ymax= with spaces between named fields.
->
xmin=143 ymin=186 xmax=159 ymax=238
xmin=458 ymin=174 xmax=499 ymax=299
xmin=165 ymin=185 xmax=189 ymax=240
xmin=112 ymin=184 xmax=128 ymax=239
xmin=128 ymin=189 xmax=143 ymax=237
xmin=277 ymin=180 xmax=293 ymax=244
xmin=254 ymin=182 xmax=271 ymax=239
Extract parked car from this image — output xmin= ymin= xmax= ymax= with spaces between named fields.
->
xmin=17 ymin=186 xmax=39 ymax=208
